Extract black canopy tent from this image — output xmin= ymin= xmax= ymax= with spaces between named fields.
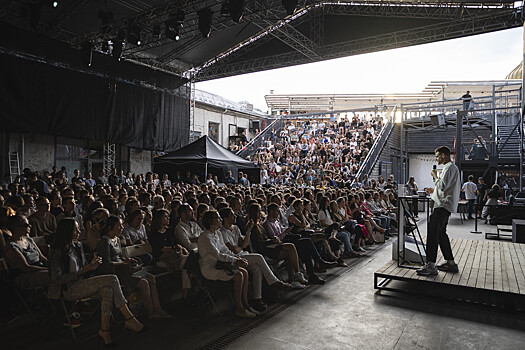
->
xmin=154 ymin=136 xmax=259 ymax=183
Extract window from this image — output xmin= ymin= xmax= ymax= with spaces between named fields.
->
xmin=208 ymin=122 xmax=220 ymax=143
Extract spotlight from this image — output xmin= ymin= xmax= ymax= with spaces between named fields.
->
xmin=126 ymin=24 xmax=141 ymax=45
xmin=175 ymin=9 xmax=185 ymax=23
xmin=165 ymin=19 xmax=181 ymax=41
xmin=282 ymin=0 xmax=298 ymax=15
xmin=229 ymin=0 xmax=244 ymax=23
xmin=152 ymin=24 xmax=161 ymax=38
xmin=220 ymin=3 xmax=229 ymax=16
xmin=165 ymin=10 xmax=184 ymax=41
xmin=52 ymin=1 xmax=58 ymax=8
xmin=80 ymin=41 xmax=93 ymax=67
xmin=101 ymin=41 xmax=109 ymax=53
xmin=112 ymin=40 xmax=123 ymax=61
xmin=198 ymin=8 xmax=213 ymax=38
xmin=98 ymin=10 xmax=113 ymax=26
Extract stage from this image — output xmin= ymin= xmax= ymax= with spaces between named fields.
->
xmin=375 ymin=238 xmax=525 ymax=309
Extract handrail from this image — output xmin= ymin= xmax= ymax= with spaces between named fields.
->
xmin=351 ymin=105 xmax=397 ymax=186
xmin=236 ymin=115 xmax=285 ymax=159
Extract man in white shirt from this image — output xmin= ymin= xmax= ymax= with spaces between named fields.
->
xmin=461 ymin=175 xmax=477 ymax=220
xmin=418 ymin=146 xmax=461 ymax=276
xmin=175 ymin=204 xmax=203 ymax=251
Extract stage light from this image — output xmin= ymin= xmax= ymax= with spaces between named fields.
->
xmin=112 ymin=40 xmax=123 ymax=61
xmin=165 ymin=19 xmax=181 ymax=41
xmin=165 ymin=10 xmax=184 ymax=41
xmin=220 ymin=3 xmax=229 ymax=16
xmin=52 ymin=1 xmax=58 ymax=8
xmin=198 ymin=8 xmax=213 ymax=38
xmin=229 ymin=0 xmax=244 ymax=23
xmin=282 ymin=0 xmax=298 ymax=15
xmin=80 ymin=41 xmax=92 ymax=67
xmin=126 ymin=24 xmax=141 ymax=45
xmin=101 ymin=41 xmax=109 ymax=53
xmin=98 ymin=10 xmax=113 ymax=26
xmin=152 ymin=24 xmax=161 ymax=38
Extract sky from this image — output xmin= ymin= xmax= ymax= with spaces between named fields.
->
xmin=196 ymin=27 xmax=523 ymax=112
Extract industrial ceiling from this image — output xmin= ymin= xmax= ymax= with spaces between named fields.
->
xmin=1 ymin=1 xmax=523 ymax=84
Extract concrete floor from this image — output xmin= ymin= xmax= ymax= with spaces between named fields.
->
xmin=3 ymin=213 xmax=525 ymax=350
xmin=226 ymin=214 xmax=525 ymax=350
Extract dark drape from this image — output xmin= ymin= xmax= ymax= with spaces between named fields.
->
xmin=0 ymin=53 xmax=189 ymax=152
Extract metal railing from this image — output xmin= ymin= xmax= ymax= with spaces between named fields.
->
xmin=352 ymin=105 xmax=397 ymax=186
xmin=236 ymin=116 xmax=285 ymax=159
xmin=402 ymin=92 xmax=521 ymax=122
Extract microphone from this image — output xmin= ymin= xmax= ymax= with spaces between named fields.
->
xmin=433 ymin=165 xmax=437 ymax=171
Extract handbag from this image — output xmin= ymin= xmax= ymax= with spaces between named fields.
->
xmin=121 ymin=242 xmax=152 ymax=259
xmin=324 ymin=223 xmax=340 ymax=236
xmin=215 ymin=261 xmax=238 ymax=275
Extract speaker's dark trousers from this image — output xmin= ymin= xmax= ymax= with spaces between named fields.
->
xmin=426 ymin=207 xmax=454 ymax=263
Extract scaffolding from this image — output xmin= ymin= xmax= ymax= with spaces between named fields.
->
xmin=399 ymin=81 xmax=523 ymax=189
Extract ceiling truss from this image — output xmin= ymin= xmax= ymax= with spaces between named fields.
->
xmin=195 ymin=5 xmax=523 ymax=81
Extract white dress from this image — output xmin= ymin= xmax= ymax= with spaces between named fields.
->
xmin=197 ymin=229 xmax=237 ymax=281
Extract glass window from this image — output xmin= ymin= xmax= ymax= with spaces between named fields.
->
xmin=209 ymin=122 xmax=220 ymax=143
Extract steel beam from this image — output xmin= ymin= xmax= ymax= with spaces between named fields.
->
xmin=195 ymin=8 xmax=523 ymax=81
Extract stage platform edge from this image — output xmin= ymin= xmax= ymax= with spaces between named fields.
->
xmin=374 ymin=238 xmax=525 ymax=310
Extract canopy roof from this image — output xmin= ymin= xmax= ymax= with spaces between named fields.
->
xmin=155 ymin=136 xmax=258 ymax=169
xmin=1 ymin=1 xmax=522 ymax=85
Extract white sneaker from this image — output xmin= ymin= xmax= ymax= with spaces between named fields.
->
xmin=290 ymin=281 xmax=306 ymax=290
xmin=359 ymin=247 xmax=367 ymax=252
xmin=294 ymin=272 xmax=308 ymax=284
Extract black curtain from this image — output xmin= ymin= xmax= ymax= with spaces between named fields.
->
xmin=0 ymin=53 xmax=189 ymax=152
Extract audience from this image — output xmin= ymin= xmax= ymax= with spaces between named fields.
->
xmin=48 ymin=219 xmax=145 ymax=345
xmin=4 ymin=214 xmax=50 ymax=289
xmin=5 ymin=133 xmax=511 ymax=330
xmin=96 ymin=216 xmax=171 ymax=320
xmin=197 ymin=210 xmax=258 ymax=319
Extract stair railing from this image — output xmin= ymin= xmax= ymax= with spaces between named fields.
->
xmin=352 ymin=105 xmax=397 ymax=186
xmin=237 ymin=115 xmax=285 ymax=159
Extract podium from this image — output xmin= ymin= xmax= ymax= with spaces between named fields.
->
xmin=395 ymin=195 xmax=431 ymax=268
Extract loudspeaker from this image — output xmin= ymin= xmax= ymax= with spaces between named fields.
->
xmin=512 ymin=219 xmax=525 ymax=243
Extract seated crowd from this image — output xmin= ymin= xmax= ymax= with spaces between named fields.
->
xmin=0 ymin=159 xmax=401 ymax=343
xmin=247 ymin=113 xmax=383 ymax=187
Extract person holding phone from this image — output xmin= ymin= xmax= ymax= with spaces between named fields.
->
xmin=49 ymin=218 xmax=146 ymax=346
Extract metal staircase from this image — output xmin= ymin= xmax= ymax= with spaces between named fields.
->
xmin=352 ymin=106 xmax=397 ymax=185
xmin=496 ymin=124 xmax=521 ymax=159
xmin=236 ymin=115 xmax=285 ymax=160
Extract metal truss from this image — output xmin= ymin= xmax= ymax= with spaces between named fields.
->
xmin=1 ymin=0 xmax=522 ymax=80
xmin=310 ymin=5 xmax=324 ymax=46
xmin=195 ymin=6 xmax=523 ymax=81
xmin=103 ymin=143 xmax=116 ymax=175
xmin=149 ymin=1 xmax=293 ymax=66
xmin=323 ymin=2 xmax=515 ymax=20
xmin=254 ymin=18 xmax=321 ymax=60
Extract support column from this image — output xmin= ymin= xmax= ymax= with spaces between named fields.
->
xmin=519 ymin=23 xmax=525 ymax=192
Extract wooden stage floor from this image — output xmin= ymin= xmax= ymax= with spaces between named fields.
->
xmin=374 ymin=238 xmax=525 ymax=307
